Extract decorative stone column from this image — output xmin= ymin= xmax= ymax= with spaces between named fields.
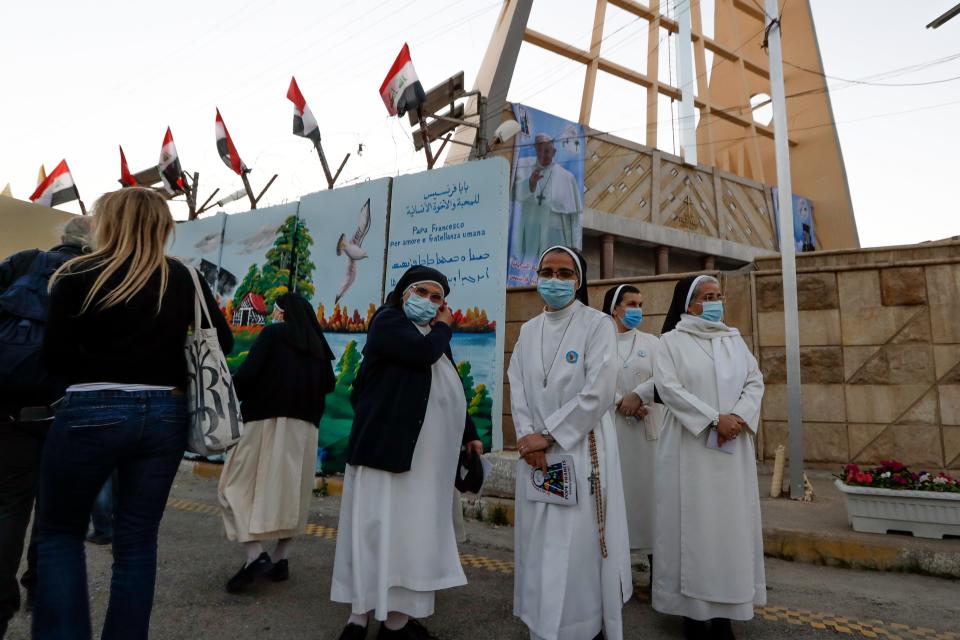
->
xmin=601 ymin=234 xmax=616 ymax=279
xmin=655 ymin=246 xmax=670 ymax=274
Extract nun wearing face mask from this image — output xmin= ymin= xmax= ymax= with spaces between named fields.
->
xmin=652 ymin=275 xmax=765 ymax=640
xmin=509 ymin=247 xmax=632 ymax=640
xmin=331 ymin=265 xmax=482 ymax=640
xmin=600 ymin=285 xmax=664 ymax=565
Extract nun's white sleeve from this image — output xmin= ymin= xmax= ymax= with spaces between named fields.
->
xmin=732 ymin=344 xmax=764 ymax=434
xmin=508 ymin=334 xmax=536 ymax=439
xmin=542 ymin=316 xmax=617 ymax=450
xmin=653 ymin=334 xmax=718 ymax=436
xmin=631 ymin=337 xmax=659 ymax=405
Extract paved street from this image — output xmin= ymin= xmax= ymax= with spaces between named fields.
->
xmin=7 ymin=466 xmax=960 ymax=640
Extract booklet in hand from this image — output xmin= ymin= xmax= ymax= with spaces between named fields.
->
xmin=706 ymin=428 xmax=737 ymax=454
xmin=524 ymin=454 xmax=578 ymax=506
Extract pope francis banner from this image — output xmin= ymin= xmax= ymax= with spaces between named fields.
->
xmin=507 ymin=104 xmax=585 ymax=287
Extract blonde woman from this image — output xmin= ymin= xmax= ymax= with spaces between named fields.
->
xmin=35 ymin=188 xmax=233 ymax=640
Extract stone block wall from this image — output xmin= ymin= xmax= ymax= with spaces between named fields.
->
xmin=502 ymin=244 xmax=960 ymax=472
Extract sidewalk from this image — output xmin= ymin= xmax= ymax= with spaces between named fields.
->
xmin=759 ymin=469 xmax=960 ymax=578
xmin=193 ymin=460 xmax=960 ymax=578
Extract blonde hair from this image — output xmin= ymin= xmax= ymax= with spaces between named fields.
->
xmin=50 ymin=188 xmax=175 ymax=313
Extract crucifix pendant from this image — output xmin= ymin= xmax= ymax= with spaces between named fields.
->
xmin=542 ymin=376 xmax=548 ymax=388
xmin=589 ymin=470 xmax=599 ymax=495
xmin=536 ymin=192 xmax=545 ymax=206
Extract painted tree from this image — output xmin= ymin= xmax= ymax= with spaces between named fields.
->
xmin=233 ymin=263 xmax=264 ymax=307
xmin=259 ymin=215 xmax=316 ymax=307
xmin=336 ymin=340 xmax=362 ymax=389
xmin=469 ymin=383 xmax=492 ymax=418
xmin=457 ymin=361 xmax=476 ymax=401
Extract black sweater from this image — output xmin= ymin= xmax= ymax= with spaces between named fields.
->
xmin=42 ymin=258 xmax=233 ymax=388
xmin=232 ymin=323 xmax=335 ymax=425
xmin=346 ymin=306 xmax=479 ymax=473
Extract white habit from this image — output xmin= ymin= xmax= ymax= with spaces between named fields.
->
xmin=652 ymin=314 xmax=766 ymax=621
xmin=509 ymin=301 xmax=632 ymax=640
xmin=513 ymin=161 xmax=582 ymax=258
xmin=611 ymin=329 xmax=664 ymax=554
xmin=331 ymin=324 xmax=467 ymax=620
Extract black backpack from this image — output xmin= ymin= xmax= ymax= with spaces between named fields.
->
xmin=0 ymin=249 xmax=73 ymax=409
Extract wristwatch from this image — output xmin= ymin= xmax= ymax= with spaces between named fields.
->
xmin=540 ymin=429 xmax=555 ymax=445
xmin=710 ymin=416 xmax=720 ymax=430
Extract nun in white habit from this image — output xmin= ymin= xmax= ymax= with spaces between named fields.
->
xmin=600 ymin=284 xmax=664 ymax=560
xmin=652 ymin=275 xmax=765 ymax=640
xmin=509 ymin=246 xmax=632 ymax=640
xmin=331 ymin=266 xmax=483 ymax=640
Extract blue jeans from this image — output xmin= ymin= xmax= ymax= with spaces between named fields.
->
xmin=89 ymin=473 xmax=117 ymax=540
xmin=32 ymin=390 xmax=187 ymax=640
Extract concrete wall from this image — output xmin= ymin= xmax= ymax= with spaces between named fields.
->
xmin=503 ymin=242 xmax=960 ymax=471
xmin=0 ymin=196 xmax=79 ymax=259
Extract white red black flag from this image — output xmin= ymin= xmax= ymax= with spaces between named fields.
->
xmin=119 ymin=145 xmax=137 ymax=186
xmin=215 ymin=109 xmax=248 ymax=175
xmin=159 ymin=128 xmax=184 ymax=194
xmin=29 ymin=159 xmax=79 ymax=207
xmin=287 ymin=77 xmax=321 ymax=143
xmin=379 ymin=43 xmax=426 ymax=118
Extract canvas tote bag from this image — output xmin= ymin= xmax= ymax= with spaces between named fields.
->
xmin=184 ymin=267 xmax=243 ymax=455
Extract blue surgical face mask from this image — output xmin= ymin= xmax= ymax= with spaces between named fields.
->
xmin=403 ymin=292 xmax=440 ymax=326
xmin=537 ymin=278 xmax=576 ymax=309
xmin=621 ymin=308 xmax=643 ymax=329
xmin=700 ymin=300 xmax=724 ymax=323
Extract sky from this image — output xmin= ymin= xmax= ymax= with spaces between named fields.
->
xmin=1 ymin=0 xmax=958 ymax=248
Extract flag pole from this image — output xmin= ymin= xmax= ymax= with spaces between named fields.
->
xmin=416 ymin=105 xmax=436 ymax=170
xmin=240 ymin=171 xmax=257 ymax=209
xmin=313 ymin=141 xmax=350 ymax=190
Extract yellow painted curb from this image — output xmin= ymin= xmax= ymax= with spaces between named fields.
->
xmin=314 ymin=476 xmax=344 ymax=496
xmin=192 ymin=461 xmax=223 ymax=479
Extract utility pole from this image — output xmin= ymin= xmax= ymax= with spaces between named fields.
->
xmin=765 ymin=0 xmax=805 ymax=499
xmin=676 ymin=0 xmax=697 ymax=166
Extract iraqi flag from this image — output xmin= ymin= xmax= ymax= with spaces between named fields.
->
xmin=215 ymin=109 xmax=248 ymax=175
xmin=287 ymin=77 xmax=321 ymax=143
xmin=119 ymin=145 xmax=137 ymax=186
xmin=379 ymin=43 xmax=426 ymax=117
xmin=29 ymin=160 xmax=79 ymax=207
xmin=159 ymin=128 xmax=184 ymax=194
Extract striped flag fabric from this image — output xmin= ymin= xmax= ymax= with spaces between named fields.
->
xmin=215 ymin=109 xmax=248 ymax=175
xmin=29 ymin=160 xmax=80 ymax=207
xmin=159 ymin=128 xmax=185 ymax=194
xmin=287 ymin=77 xmax=321 ymax=143
xmin=119 ymin=145 xmax=137 ymax=186
xmin=379 ymin=43 xmax=426 ymax=118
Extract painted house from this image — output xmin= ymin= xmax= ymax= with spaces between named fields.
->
xmin=233 ymin=292 xmax=267 ymax=326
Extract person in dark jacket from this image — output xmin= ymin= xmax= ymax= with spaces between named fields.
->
xmin=0 ymin=217 xmax=93 ymax=639
xmin=331 ymin=265 xmax=482 ymax=640
xmin=218 ymin=291 xmax=335 ymax=593
xmin=34 ymin=187 xmax=233 ymax=640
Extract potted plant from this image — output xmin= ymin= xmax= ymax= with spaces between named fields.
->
xmin=834 ymin=460 xmax=960 ymax=539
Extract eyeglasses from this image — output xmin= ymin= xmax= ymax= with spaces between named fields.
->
xmin=412 ymin=285 xmax=445 ymax=304
xmin=536 ymin=268 xmax=578 ymax=280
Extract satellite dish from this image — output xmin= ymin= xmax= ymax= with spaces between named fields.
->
xmin=493 ymin=119 xmax=521 ymax=144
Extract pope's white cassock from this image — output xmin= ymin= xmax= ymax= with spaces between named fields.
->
xmin=652 ymin=314 xmax=766 ymax=621
xmin=509 ymin=300 xmax=632 ymax=640
xmin=612 ymin=329 xmax=664 ymax=553
xmin=513 ymin=160 xmax=582 ymax=258
xmin=331 ymin=324 xmax=467 ymax=619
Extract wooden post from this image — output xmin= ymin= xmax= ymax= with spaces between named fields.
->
xmin=186 ymin=172 xmax=200 ymax=220
xmin=601 ymin=234 xmax=615 ymax=279
xmin=416 ymin=106 xmax=437 ymax=170
xmin=240 ymin=171 xmax=257 ymax=209
xmin=701 ymin=255 xmax=716 ymax=271
xmin=254 ymin=174 xmax=279 ymax=206
xmin=655 ymin=246 xmax=670 ymax=274
xmin=77 ymin=199 xmax=88 ymax=216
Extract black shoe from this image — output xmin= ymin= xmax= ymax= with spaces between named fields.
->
xmin=225 ymin=552 xmax=273 ymax=593
xmin=267 ymin=558 xmax=289 ymax=582
xmin=85 ymin=532 xmax=112 ymax=545
xmin=683 ymin=617 xmax=710 ymax=640
xmin=377 ymin=619 xmax=439 ymax=640
xmin=709 ymin=618 xmax=735 ymax=640
xmin=338 ymin=623 xmax=368 ymax=640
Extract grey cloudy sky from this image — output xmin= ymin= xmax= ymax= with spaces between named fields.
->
xmin=1 ymin=0 xmax=957 ymax=247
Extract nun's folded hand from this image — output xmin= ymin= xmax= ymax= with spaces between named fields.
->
xmin=518 ymin=433 xmax=550 ymax=456
xmin=617 ymin=392 xmax=644 ymax=418
xmin=465 ymin=439 xmax=484 ymax=460
xmin=523 ymin=450 xmax=548 ymax=473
